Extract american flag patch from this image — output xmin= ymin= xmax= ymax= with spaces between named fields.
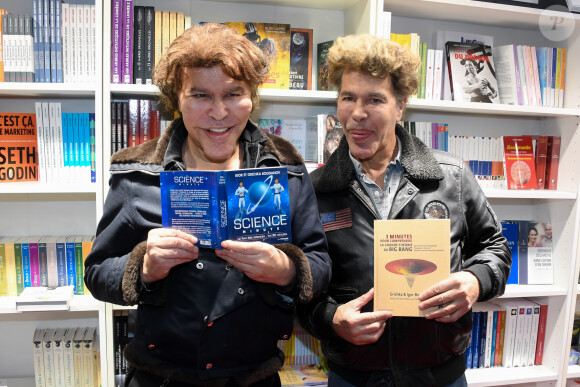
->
xmin=320 ymin=208 xmax=352 ymax=232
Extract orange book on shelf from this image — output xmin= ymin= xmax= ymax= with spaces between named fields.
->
xmin=0 ymin=113 xmax=38 ymax=182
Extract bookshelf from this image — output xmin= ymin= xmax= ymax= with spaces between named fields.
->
xmin=0 ymin=0 xmax=106 ymax=385
xmin=385 ymin=0 xmax=580 ymax=386
xmin=1 ymin=0 xmax=579 ymax=386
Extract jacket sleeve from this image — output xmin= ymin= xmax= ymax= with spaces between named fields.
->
xmin=283 ymin=165 xmax=332 ymax=303
xmin=84 ymin=172 xmax=163 ymax=306
xmin=459 ymin=163 xmax=512 ymax=301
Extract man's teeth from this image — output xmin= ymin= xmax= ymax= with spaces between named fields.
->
xmin=209 ymin=128 xmax=229 ymax=133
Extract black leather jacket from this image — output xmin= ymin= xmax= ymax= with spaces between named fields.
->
xmin=85 ymin=119 xmax=331 ymax=386
xmin=299 ymin=124 xmax=511 ymax=387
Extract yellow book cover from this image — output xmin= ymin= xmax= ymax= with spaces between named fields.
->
xmin=390 ymin=33 xmax=412 ymax=50
xmin=2 ymin=237 xmax=17 ymax=296
xmin=278 ymin=365 xmax=327 ymax=386
xmin=169 ymin=12 xmax=177 ymax=46
xmin=559 ymin=48 xmax=566 ymax=107
xmin=81 ymin=235 xmax=94 ymax=296
xmin=161 ymin=11 xmax=170 ymax=55
xmin=374 ymin=218 xmax=450 ymax=317
xmin=154 ymin=11 xmax=162 ymax=66
xmin=176 ymin=12 xmax=184 ymax=39
xmin=225 ymin=22 xmax=291 ymax=89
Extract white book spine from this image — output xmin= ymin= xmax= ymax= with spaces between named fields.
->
xmin=76 ymin=5 xmax=84 ymax=84
xmin=68 ymin=4 xmax=77 ymax=83
xmin=432 ymin=49 xmax=443 ymax=101
xmin=61 ymin=3 xmax=70 ymax=83
xmin=33 ymin=329 xmax=46 ymax=387
xmin=425 ymin=49 xmax=434 ymax=100
xmin=83 ymin=5 xmax=91 ymax=80
xmin=41 ymin=102 xmax=54 ymax=183
xmin=35 ymin=102 xmax=47 ymax=183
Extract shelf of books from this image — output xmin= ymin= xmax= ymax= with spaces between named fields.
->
xmin=384 ymin=0 xmax=580 ymax=386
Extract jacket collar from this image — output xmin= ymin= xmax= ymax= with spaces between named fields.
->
xmin=110 ymin=117 xmax=304 ymax=170
xmin=311 ymin=123 xmax=444 ymax=193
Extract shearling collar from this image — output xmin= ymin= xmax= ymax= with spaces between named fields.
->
xmin=110 ymin=117 xmax=304 ymax=170
xmin=311 ymin=123 xmax=444 ymax=193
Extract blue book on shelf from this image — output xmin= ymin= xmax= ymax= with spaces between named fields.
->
xmin=478 ymin=311 xmax=487 ymax=368
xmin=54 ymin=0 xmax=63 ymax=83
xmin=471 ymin=311 xmax=481 ymax=368
xmin=160 ymin=167 xmax=292 ymax=249
xmin=56 ymin=238 xmax=66 ymax=286
xmin=20 ymin=239 xmax=31 ymax=288
xmin=42 ymin=0 xmax=51 ymax=83
xmin=65 ymin=236 xmax=77 ymax=293
xmin=502 ymin=221 xmax=519 ymax=284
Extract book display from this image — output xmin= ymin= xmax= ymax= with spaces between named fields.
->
xmin=0 ymin=0 xmax=579 ymax=386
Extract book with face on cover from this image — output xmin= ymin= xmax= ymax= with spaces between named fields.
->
xmin=160 ymin=167 xmax=292 ymax=248
xmin=374 ymin=219 xmax=450 ymax=317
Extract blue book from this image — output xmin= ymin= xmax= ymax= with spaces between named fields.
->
xmin=502 ymin=221 xmax=519 ymax=284
xmin=56 ymin=237 xmax=67 ymax=286
xmin=65 ymin=236 xmax=77 ymax=292
xmin=33 ymin=0 xmax=41 ymax=82
xmin=42 ymin=0 xmax=51 ymax=83
xmin=490 ymin=310 xmax=498 ymax=366
xmin=536 ymin=47 xmax=547 ymax=106
xmin=516 ymin=221 xmax=529 ymax=285
xmin=471 ymin=311 xmax=481 ymax=368
xmin=19 ymin=237 xmax=31 ymax=288
xmin=478 ymin=311 xmax=487 ymax=368
xmin=89 ymin=113 xmax=96 ymax=183
xmin=54 ymin=0 xmax=62 ymax=83
xmin=160 ymin=167 xmax=292 ymax=248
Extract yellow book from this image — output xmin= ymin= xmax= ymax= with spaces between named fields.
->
xmin=2 ymin=237 xmax=17 ymax=296
xmin=0 ymin=239 xmax=6 ymax=296
xmin=390 ymin=32 xmax=412 ymax=50
xmin=154 ymin=11 xmax=162 ymax=66
xmin=81 ymin=235 xmax=94 ymax=296
xmin=176 ymin=12 xmax=184 ymax=39
xmin=559 ymin=48 xmax=566 ymax=107
xmin=161 ymin=11 xmax=170 ymax=55
xmin=225 ymin=22 xmax=291 ymax=89
xmin=374 ymin=218 xmax=450 ymax=317
xmin=169 ymin=11 xmax=177 ymax=46
xmin=278 ymin=365 xmax=327 ymax=386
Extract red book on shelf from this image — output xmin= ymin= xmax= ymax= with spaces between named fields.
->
xmin=533 ymin=135 xmax=548 ymax=190
xmin=534 ymin=303 xmax=548 ymax=365
xmin=503 ymin=136 xmax=537 ymax=189
xmin=545 ymin=136 xmax=560 ymax=190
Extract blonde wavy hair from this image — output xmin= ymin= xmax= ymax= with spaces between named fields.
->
xmin=152 ymin=23 xmax=270 ymax=113
xmin=327 ymin=34 xmax=420 ymax=105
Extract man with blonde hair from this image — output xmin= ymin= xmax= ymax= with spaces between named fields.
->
xmin=299 ymin=34 xmax=511 ymax=387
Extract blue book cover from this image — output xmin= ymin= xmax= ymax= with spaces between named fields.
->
xmin=471 ymin=311 xmax=481 ymax=368
xmin=20 ymin=239 xmax=31 ymax=288
xmin=478 ymin=311 xmax=487 ymax=368
xmin=160 ymin=167 xmax=292 ymax=248
xmin=490 ymin=310 xmax=498 ymax=366
xmin=54 ymin=0 xmax=62 ymax=83
xmin=65 ymin=236 xmax=76 ymax=293
xmin=43 ymin=0 xmax=51 ymax=83
xmin=89 ymin=113 xmax=96 ymax=183
xmin=502 ymin=221 xmax=519 ymax=284
xmin=56 ymin=238 xmax=66 ymax=286
xmin=49 ymin=0 xmax=57 ymax=82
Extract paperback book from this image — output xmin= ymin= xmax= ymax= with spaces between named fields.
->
xmin=445 ymin=42 xmax=499 ymax=103
xmin=503 ymin=136 xmax=537 ymax=190
xmin=160 ymin=167 xmax=292 ymax=248
xmin=316 ymin=40 xmax=335 ymax=91
xmin=374 ymin=219 xmax=450 ymax=317
xmin=289 ymin=28 xmax=312 ymax=90
xmin=225 ymin=22 xmax=291 ymax=89
xmin=16 ymin=285 xmax=75 ymax=311
xmin=0 ymin=113 xmax=38 ymax=182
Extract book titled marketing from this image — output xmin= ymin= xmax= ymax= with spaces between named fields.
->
xmin=160 ymin=167 xmax=292 ymax=248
